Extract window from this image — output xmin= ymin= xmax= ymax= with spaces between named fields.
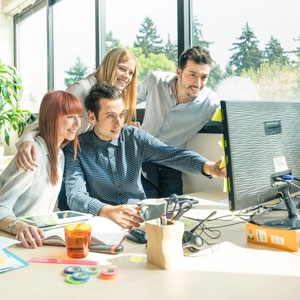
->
xmin=15 ymin=3 xmax=47 ymax=112
xmin=53 ymin=0 xmax=96 ymax=90
xmin=105 ymin=0 xmax=178 ymax=84
xmin=14 ymin=0 xmax=180 ymax=112
xmin=192 ymin=0 xmax=300 ymax=101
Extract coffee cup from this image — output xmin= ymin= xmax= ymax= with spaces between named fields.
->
xmin=139 ymin=199 xmax=167 ymax=221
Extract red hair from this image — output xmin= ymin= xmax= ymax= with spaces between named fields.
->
xmin=38 ymin=91 xmax=83 ymax=185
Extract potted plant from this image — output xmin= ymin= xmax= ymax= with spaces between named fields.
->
xmin=0 ymin=60 xmax=31 ymax=156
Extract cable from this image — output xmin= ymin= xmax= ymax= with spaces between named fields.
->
xmin=281 ymin=180 xmax=300 ymax=190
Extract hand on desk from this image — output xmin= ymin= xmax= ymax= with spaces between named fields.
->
xmin=15 ymin=221 xmax=45 ymax=249
xmin=203 ymin=160 xmax=227 ymax=178
xmin=99 ymin=204 xmax=143 ymax=229
xmin=16 ymin=141 xmax=38 ymax=171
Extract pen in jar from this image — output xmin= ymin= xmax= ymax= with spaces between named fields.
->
xmin=161 ymin=213 xmax=167 ymax=225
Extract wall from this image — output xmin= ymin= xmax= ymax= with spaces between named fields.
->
xmin=0 ymin=12 xmax=14 ymax=65
xmin=182 ymin=133 xmax=224 ymax=194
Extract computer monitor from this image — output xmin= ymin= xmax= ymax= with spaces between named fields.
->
xmin=221 ymin=100 xmax=300 ymax=229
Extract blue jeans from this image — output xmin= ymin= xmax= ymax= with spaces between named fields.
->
xmin=141 ymin=161 xmax=183 ymax=198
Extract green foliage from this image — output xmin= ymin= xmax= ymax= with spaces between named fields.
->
xmin=64 ymin=57 xmax=89 ymax=87
xmin=163 ymin=34 xmax=178 ymax=65
xmin=134 ymin=16 xmax=163 ymax=57
xmin=192 ymin=16 xmax=212 ymax=48
xmin=207 ymin=63 xmax=226 ymax=90
xmin=263 ymin=36 xmax=290 ymax=66
xmin=242 ymin=61 xmax=300 ymax=100
xmin=134 ymin=51 xmax=176 ymax=83
xmin=106 ymin=30 xmax=122 ymax=53
xmin=229 ymin=22 xmax=262 ymax=75
xmin=0 ymin=60 xmax=31 ymax=145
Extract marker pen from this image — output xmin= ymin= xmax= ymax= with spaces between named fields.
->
xmin=90 ymin=244 xmax=124 ymax=254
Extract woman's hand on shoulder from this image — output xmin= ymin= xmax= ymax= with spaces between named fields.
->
xmin=15 ymin=222 xmax=45 ymax=249
xmin=16 ymin=141 xmax=38 ymax=171
xmin=128 ymin=121 xmax=140 ymax=129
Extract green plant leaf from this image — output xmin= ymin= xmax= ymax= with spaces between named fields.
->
xmin=4 ymin=127 xmax=10 ymax=145
xmin=0 ymin=61 xmax=31 ymax=146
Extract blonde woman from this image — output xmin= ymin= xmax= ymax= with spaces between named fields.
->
xmin=16 ymin=48 xmax=137 ymax=170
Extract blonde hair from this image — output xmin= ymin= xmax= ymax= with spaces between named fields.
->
xmin=93 ymin=48 xmax=137 ymax=124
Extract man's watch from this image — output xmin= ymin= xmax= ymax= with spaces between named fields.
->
xmin=8 ymin=219 xmax=19 ymax=235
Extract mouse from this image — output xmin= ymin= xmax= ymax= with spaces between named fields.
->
xmin=126 ymin=229 xmax=147 ymax=244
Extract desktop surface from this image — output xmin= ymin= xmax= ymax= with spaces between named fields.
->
xmin=1 ymin=190 xmax=300 ymax=300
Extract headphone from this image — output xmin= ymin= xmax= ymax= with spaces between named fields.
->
xmin=182 ymin=211 xmax=216 ymax=253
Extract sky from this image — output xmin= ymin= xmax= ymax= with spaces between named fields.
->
xmin=106 ymin=0 xmax=300 ymax=70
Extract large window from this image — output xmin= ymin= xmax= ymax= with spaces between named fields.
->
xmin=15 ymin=3 xmax=47 ymax=112
xmin=53 ymin=0 xmax=95 ymax=90
xmin=105 ymin=0 xmax=178 ymax=84
xmin=192 ymin=0 xmax=300 ymax=100
xmin=16 ymin=0 xmax=300 ymax=114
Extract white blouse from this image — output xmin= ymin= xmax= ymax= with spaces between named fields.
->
xmin=0 ymin=136 xmax=64 ymax=220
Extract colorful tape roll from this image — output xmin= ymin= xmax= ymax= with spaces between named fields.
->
xmin=72 ymin=271 xmax=90 ymax=281
xmin=100 ymin=267 xmax=119 ymax=280
xmin=65 ymin=275 xmax=86 ymax=284
xmin=64 ymin=265 xmax=82 ymax=274
xmin=82 ymin=266 xmax=100 ymax=275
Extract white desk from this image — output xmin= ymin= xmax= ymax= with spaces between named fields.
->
xmin=1 ymin=190 xmax=300 ymax=300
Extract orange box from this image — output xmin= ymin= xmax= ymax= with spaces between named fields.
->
xmin=246 ymin=222 xmax=300 ymax=252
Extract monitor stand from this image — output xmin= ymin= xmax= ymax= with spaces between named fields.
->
xmin=251 ymin=187 xmax=300 ymax=229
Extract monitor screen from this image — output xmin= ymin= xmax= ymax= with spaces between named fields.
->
xmin=221 ymin=100 xmax=300 ymax=228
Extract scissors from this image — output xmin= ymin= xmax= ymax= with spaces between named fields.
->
xmin=166 ymin=194 xmax=193 ymax=221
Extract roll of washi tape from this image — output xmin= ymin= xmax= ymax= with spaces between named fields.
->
xmin=82 ymin=266 xmax=100 ymax=275
xmin=100 ymin=267 xmax=119 ymax=280
xmin=64 ymin=265 xmax=82 ymax=274
xmin=72 ymin=271 xmax=90 ymax=281
xmin=65 ymin=275 xmax=86 ymax=284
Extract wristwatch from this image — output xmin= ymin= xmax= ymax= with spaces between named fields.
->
xmin=8 ymin=219 xmax=19 ymax=235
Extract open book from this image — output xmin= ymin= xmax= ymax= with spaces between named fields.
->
xmin=42 ymin=216 xmax=127 ymax=246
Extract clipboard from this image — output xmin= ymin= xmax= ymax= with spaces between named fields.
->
xmin=0 ymin=248 xmax=29 ymax=273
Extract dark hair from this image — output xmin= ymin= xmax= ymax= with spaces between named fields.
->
xmin=178 ymin=45 xmax=213 ymax=70
xmin=84 ymin=82 xmax=123 ymax=121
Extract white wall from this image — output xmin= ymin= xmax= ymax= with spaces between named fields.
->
xmin=182 ymin=133 xmax=224 ymax=194
xmin=0 ymin=12 xmax=14 ymax=65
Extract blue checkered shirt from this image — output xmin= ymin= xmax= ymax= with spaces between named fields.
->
xmin=64 ymin=126 xmax=208 ymax=216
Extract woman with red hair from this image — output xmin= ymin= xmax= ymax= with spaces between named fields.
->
xmin=0 ymin=91 xmax=83 ymax=248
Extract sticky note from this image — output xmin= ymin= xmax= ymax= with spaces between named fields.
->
xmin=219 ymin=156 xmax=226 ymax=169
xmin=211 ymin=108 xmax=222 ymax=122
xmin=223 ymin=178 xmax=228 ymax=193
xmin=218 ymin=136 xmax=225 ymax=150
xmin=129 ymin=256 xmax=144 ymax=263
xmin=180 ymin=219 xmax=191 ymax=226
